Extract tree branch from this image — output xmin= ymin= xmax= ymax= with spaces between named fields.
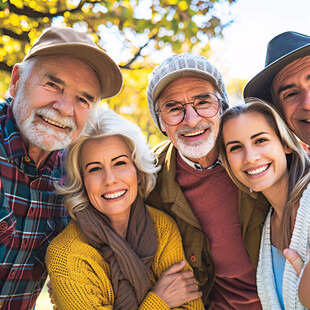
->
xmin=0 ymin=28 xmax=30 ymax=42
xmin=120 ymin=33 xmax=157 ymax=69
xmin=7 ymin=0 xmax=102 ymax=18
xmin=0 ymin=62 xmax=13 ymax=73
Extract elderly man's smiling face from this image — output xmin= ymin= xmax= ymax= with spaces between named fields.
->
xmin=157 ymin=76 xmax=221 ymax=168
xmin=273 ymin=55 xmax=310 ymax=145
xmin=10 ymin=55 xmax=101 ymax=156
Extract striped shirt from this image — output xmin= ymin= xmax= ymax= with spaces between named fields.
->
xmin=0 ymin=100 xmax=69 ymax=309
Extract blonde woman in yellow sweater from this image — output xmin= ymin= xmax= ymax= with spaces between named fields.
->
xmin=46 ymin=108 xmax=203 ymax=310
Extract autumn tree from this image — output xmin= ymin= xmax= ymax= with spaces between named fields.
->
xmin=0 ymin=0 xmax=235 ymax=145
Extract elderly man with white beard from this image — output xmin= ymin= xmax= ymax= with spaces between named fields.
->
xmin=146 ymin=53 xmax=270 ymax=309
xmin=0 ymin=27 xmax=122 ymax=310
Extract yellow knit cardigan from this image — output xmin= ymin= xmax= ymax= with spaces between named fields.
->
xmin=46 ymin=206 xmax=204 ymax=310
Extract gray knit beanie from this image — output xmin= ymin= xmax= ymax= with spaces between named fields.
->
xmin=147 ymin=53 xmax=229 ymax=132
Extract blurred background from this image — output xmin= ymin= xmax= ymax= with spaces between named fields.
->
xmin=0 ymin=0 xmax=309 ymax=308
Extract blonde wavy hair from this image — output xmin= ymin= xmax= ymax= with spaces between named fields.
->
xmin=56 ymin=108 xmax=160 ymax=219
xmin=217 ymin=97 xmax=310 ymax=250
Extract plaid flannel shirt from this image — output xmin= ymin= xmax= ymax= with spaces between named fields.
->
xmin=0 ymin=100 xmax=69 ymax=309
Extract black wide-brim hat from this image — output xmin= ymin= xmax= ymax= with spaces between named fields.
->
xmin=243 ymin=31 xmax=310 ymax=102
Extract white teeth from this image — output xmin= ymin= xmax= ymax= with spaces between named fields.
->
xmin=103 ymin=190 xmax=126 ymax=199
xmin=246 ymin=165 xmax=269 ymax=175
xmin=41 ymin=115 xmax=67 ymax=129
xmin=183 ymin=129 xmax=205 ymax=137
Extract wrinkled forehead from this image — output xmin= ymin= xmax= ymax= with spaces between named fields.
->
xmin=273 ymin=55 xmax=310 ymax=91
xmin=32 ymin=55 xmax=101 ymax=98
xmin=158 ymin=76 xmax=217 ymax=101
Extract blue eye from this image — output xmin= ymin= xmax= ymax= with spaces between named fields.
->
xmin=78 ymin=97 xmax=90 ymax=108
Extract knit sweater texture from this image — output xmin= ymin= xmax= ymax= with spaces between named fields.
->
xmin=257 ymin=184 xmax=310 ymax=309
xmin=46 ymin=206 xmax=204 ymax=310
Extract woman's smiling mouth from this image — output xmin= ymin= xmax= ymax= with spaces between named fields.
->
xmin=102 ymin=190 xmax=127 ymax=200
xmin=245 ymin=164 xmax=270 ymax=175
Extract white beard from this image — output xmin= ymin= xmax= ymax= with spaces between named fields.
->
xmin=175 ymin=124 xmax=216 ymax=159
xmin=12 ymin=87 xmax=77 ymax=151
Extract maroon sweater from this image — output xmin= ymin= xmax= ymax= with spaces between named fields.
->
xmin=176 ymin=153 xmax=261 ymax=309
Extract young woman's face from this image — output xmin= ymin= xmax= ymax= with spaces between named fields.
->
xmin=81 ymin=136 xmax=139 ymax=224
xmin=223 ymin=112 xmax=291 ymax=195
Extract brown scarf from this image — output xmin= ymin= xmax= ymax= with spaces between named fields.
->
xmin=75 ymin=195 xmax=157 ymax=309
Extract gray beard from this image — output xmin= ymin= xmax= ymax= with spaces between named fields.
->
xmin=176 ymin=130 xmax=216 ymax=159
xmin=12 ymin=89 xmax=76 ymax=151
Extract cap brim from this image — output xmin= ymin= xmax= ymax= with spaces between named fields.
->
xmin=243 ymin=44 xmax=310 ymax=101
xmin=24 ymin=43 xmax=123 ymax=99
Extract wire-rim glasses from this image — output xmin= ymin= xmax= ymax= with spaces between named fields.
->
xmin=156 ymin=92 xmax=222 ymax=126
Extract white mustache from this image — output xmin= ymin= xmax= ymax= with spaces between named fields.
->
xmin=35 ymin=108 xmax=77 ymax=131
xmin=177 ymin=124 xmax=210 ymax=136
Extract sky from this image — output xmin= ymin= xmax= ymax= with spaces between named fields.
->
xmin=210 ymin=0 xmax=310 ymax=80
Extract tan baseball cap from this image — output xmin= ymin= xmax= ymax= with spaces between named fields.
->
xmin=23 ymin=27 xmax=123 ymax=99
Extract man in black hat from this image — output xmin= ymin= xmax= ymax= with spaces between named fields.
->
xmin=244 ymin=31 xmax=310 ymax=147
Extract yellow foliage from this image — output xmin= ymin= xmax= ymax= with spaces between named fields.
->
xmin=49 ymin=7 xmax=57 ymax=14
xmin=2 ymin=36 xmax=10 ymax=43
xmin=13 ymin=43 xmax=21 ymax=51
xmin=0 ymin=72 xmax=11 ymax=101
xmin=5 ymin=44 xmax=14 ymax=53
xmin=28 ymin=29 xmax=38 ymax=42
xmin=178 ymin=1 xmax=188 ymax=11
xmin=10 ymin=0 xmax=23 ymax=9
xmin=8 ymin=14 xmax=20 ymax=26
xmin=149 ymin=133 xmax=164 ymax=148
xmin=28 ymin=0 xmax=37 ymax=9
xmin=64 ymin=11 xmax=71 ymax=18
xmin=122 ymin=0 xmax=131 ymax=8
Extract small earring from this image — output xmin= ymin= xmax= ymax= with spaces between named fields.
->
xmin=249 ymin=188 xmax=253 ymax=193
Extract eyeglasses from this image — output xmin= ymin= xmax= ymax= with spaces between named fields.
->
xmin=156 ymin=92 xmax=223 ymax=126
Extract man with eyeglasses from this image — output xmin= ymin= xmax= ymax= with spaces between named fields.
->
xmin=146 ymin=53 xmax=269 ymax=309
